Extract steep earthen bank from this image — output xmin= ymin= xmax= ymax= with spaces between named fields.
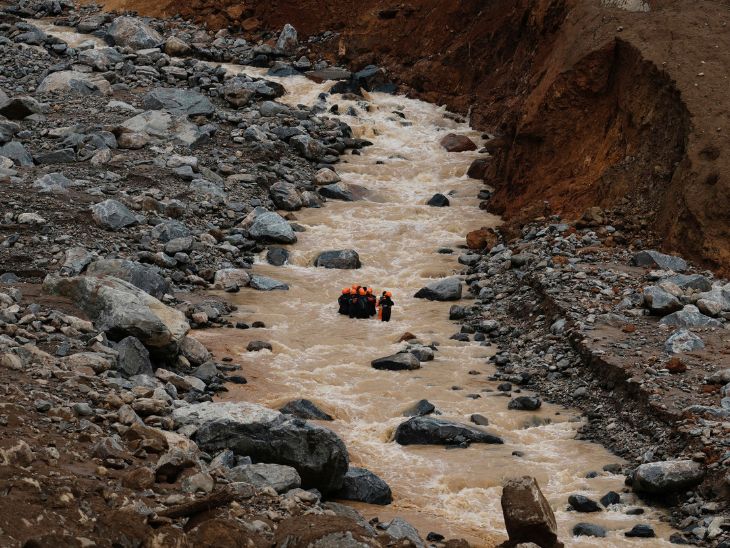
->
xmin=99 ymin=0 xmax=730 ymax=274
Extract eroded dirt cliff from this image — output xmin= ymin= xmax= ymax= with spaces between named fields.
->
xmin=99 ymin=0 xmax=730 ymax=273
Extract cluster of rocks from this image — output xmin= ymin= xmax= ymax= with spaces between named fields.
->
xmin=448 ymin=208 xmax=730 ymax=545
xmin=1 ymin=2 xmax=381 ymax=296
xmin=0 ymin=224 xmax=440 ymax=545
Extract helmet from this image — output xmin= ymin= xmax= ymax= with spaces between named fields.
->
xmin=342 ymin=288 xmax=350 ymax=294
xmin=358 ymin=288 xmax=366 ymax=295
xmin=367 ymin=288 xmax=373 ymax=294
xmin=385 ymin=291 xmax=392 ymax=297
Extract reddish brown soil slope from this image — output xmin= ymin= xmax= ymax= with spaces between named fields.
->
xmin=104 ymin=0 xmax=730 ymax=273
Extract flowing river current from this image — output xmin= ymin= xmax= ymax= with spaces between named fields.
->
xmin=37 ymin=22 xmax=676 ymax=546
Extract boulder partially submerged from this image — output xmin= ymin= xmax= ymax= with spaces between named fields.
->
xmin=172 ymin=401 xmax=349 ymax=493
xmin=501 ymin=476 xmax=563 ymax=548
xmin=394 ymin=416 xmax=503 ymax=446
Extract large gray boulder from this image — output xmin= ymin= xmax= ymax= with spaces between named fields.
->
xmin=333 ymin=467 xmax=392 ymax=505
xmin=664 ymin=329 xmax=704 ymax=354
xmin=227 ymin=463 xmax=301 ymax=494
xmin=172 ymin=401 xmax=349 ymax=493
xmin=660 ymin=305 xmax=722 ymax=328
xmin=149 ymin=220 xmax=191 ymax=242
xmin=0 ymin=141 xmax=33 ymax=166
xmin=631 ymin=250 xmax=688 ymax=272
xmin=696 ymin=283 xmax=730 ymax=313
xmin=86 ymin=259 xmax=169 ymax=299
xmin=414 ymin=277 xmax=462 ymax=301
xmin=36 ymin=71 xmax=112 ymax=96
xmin=91 ymin=199 xmax=138 ymax=230
xmin=371 ymin=353 xmax=421 ymax=371
xmin=59 ymin=247 xmax=93 ymax=276
xmin=43 ymin=275 xmax=189 ymax=360
xmin=78 ymin=47 xmax=124 ymax=71
xmin=661 ymin=274 xmax=713 ymax=292
xmin=394 ymin=416 xmax=503 ymax=446
xmin=119 ymin=111 xmax=207 ymax=147
xmin=142 ymin=88 xmax=215 ymax=117
xmin=632 ymin=460 xmax=705 ymax=494
xmin=269 ymin=181 xmax=302 ymax=211
xmin=314 ymin=250 xmax=361 ymax=269
xmin=245 ymin=209 xmax=297 ymax=244
xmin=276 ymin=24 xmax=298 ymax=54
xmin=501 ymin=476 xmax=562 ymax=548
xmin=107 ymin=16 xmax=163 ymax=50
xmin=290 ymin=134 xmax=326 ymax=161
xmin=643 ymin=286 xmax=682 ymax=315
xmin=318 ymin=182 xmax=354 ymax=201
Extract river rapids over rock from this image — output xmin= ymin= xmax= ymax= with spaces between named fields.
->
xmin=186 ymin=68 xmax=678 ymax=546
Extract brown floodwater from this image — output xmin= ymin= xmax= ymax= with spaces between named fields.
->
xmin=36 ymin=22 xmax=676 ymax=546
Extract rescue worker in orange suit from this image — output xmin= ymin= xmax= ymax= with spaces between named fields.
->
xmin=379 ymin=291 xmax=394 ymax=322
xmin=366 ymin=288 xmax=377 ymax=317
xmin=357 ymin=287 xmax=369 ymax=318
xmin=338 ymin=288 xmax=351 ymax=315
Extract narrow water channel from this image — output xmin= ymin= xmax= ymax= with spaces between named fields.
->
xmin=197 ymin=73 xmax=677 ymax=546
xmin=35 ymin=22 xmax=676 ymax=546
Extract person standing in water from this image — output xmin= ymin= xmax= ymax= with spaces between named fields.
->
xmin=338 ymin=288 xmax=351 ymax=315
xmin=379 ymin=291 xmax=394 ymax=322
xmin=366 ymin=288 xmax=377 ymax=317
xmin=349 ymin=287 xmax=360 ymax=319
xmin=357 ymin=287 xmax=369 ymax=318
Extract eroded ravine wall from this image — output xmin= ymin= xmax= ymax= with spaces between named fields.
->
xmin=100 ymin=0 xmax=730 ymax=273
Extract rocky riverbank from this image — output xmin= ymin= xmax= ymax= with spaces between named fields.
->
xmin=0 ymin=1 xmax=478 ymax=546
xmin=451 ymin=209 xmax=730 ymax=545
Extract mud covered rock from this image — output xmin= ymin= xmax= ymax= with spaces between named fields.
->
xmin=394 ymin=416 xmax=503 ymax=446
xmin=501 ymin=476 xmax=563 ymax=548
xmin=36 ymin=71 xmax=112 ymax=96
xmin=439 ymin=134 xmax=477 ymax=152
xmin=227 ymin=463 xmax=301 ymax=493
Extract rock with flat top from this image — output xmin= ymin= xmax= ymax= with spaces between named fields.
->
xmin=394 ymin=416 xmax=503 ymax=445
xmin=631 ymin=250 xmax=687 ymax=272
